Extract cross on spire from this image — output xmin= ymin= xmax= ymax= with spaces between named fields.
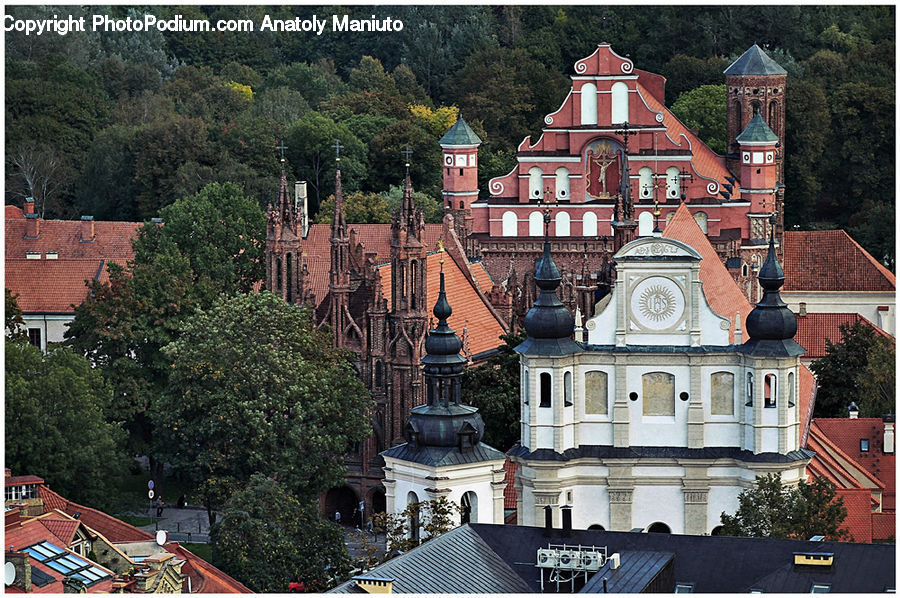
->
xmin=401 ymin=144 xmax=413 ymax=174
xmin=332 ymin=140 xmax=344 ymax=162
xmin=276 ymin=141 xmax=288 ymax=161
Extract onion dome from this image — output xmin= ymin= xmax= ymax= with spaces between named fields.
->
xmin=403 ymin=254 xmax=486 ymax=451
xmin=516 ymin=211 xmax=581 ymax=355
xmin=743 ymin=236 xmax=805 ymax=357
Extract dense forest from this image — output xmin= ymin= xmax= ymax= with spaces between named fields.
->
xmin=5 ymin=5 xmax=895 ymax=267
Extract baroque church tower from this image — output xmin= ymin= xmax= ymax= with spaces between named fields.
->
xmin=265 ymin=157 xmax=306 ymax=304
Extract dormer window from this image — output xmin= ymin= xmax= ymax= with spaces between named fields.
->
xmin=860 ymin=439 xmax=870 ymax=452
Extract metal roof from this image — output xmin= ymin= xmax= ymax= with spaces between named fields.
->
xmin=724 ymin=44 xmax=788 ymax=75
xmin=439 ymin=117 xmax=482 ymax=146
xmin=736 ymin=112 xmax=779 ymax=144
xmin=382 ymin=441 xmax=507 ymax=467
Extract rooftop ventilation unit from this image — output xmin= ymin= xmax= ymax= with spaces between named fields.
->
xmin=536 ymin=543 xmax=608 ymax=592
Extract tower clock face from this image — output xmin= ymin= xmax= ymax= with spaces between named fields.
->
xmin=630 ymin=276 xmax=685 ymax=330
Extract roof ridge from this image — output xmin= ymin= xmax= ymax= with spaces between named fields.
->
xmin=840 ymin=229 xmax=896 ymax=285
xmin=809 ymin=423 xmax=885 ymax=489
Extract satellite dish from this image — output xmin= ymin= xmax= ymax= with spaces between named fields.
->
xmin=155 ymin=530 xmax=168 ymax=546
xmin=5 ymin=561 xmax=16 ymax=586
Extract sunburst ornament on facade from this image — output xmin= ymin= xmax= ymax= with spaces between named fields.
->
xmin=630 ymin=276 xmax=685 ymax=330
xmin=639 ymin=283 xmax=676 ymax=322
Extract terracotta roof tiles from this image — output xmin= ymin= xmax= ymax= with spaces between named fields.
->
xmin=37 ymin=485 xmax=154 ymax=542
xmin=834 ymin=489 xmax=873 ymax=543
xmin=303 ymin=223 xmax=443 ymax=263
xmin=5 ymin=259 xmax=110 ymax=314
xmin=795 ymin=312 xmax=889 ymax=359
xmin=502 ymin=459 xmax=518 ymax=510
xmin=782 ymin=230 xmax=895 ymax=292
xmin=6 ymin=217 xmax=141 ymax=261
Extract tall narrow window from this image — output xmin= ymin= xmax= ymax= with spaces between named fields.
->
xmin=461 ymin=491 xmax=478 ymax=524
xmin=502 ymin=211 xmax=517 ymax=237
xmin=710 ymin=372 xmax=735 ymax=415
xmin=746 ymin=373 xmax=754 ymax=406
xmin=585 ymin=371 xmax=608 ymax=415
xmin=375 ymin=361 xmax=383 ymax=388
xmin=666 ymin=166 xmax=680 ymax=199
xmin=529 ymin=211 xmax=544 ymax=237
xmin=764 ymin=374 xmax=776 ymax=408
xmin=639 ymin=167 xmax=653 ymax=199
xmin=407 ymin=492 xmax=420 ymax=542
xmin=580 ymin=82 xmax=597 ymax=125
xmin=788 ymin=372 xmax=795 ymax=407
xmin=611 ymin=82 xmax=629 ymax=124
xmin=564 ymin=371 xmax=573 ymax=406
xmin=523 ymin=367 xmax=529 ymax=405
xmin=286 ymin=253 xmax=293 ymax=303
xmin=638 ymin=211 xmax=654 ymax=236
xmin=768 ymin=100 xmax=778 ymax=130
xmin=694 ymin=211 xmax=708 ymax=234
xmin=555 ymin=168 xmax=570 ymax=201
xmin=642 ymin=372 xmax=675 ymax=416
xmin=540 ymin=373 xmax=552 ymax=408
xmin=28 ymin=328 xmax=41 ymax=348
xmin=529 ymin=167 xmax=544 ymax=201
xmin=583 ymin=212 xmax=598 ymax=237
xmin=555 ymin=211 xmax=571 ymax=236
xmin=410 ymin=260 xmax=418 ymax=309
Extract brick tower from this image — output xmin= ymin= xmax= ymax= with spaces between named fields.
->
xmin=724 ymin=45 xmax=787 ymax=183
xmin=440 ymin=117 xmax=481 ymax=259
xmin=265 ymin=158 xmax=305 ymax=304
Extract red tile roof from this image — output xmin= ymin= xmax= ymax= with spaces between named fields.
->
xmin=664 ymin=203 xmax=753 ymax=343
xmin=303 ymin=223 xmax=444 ymax=263
xmin=503 ymin=459 xmax=518 ymax=510
xmin=5 ymin=474 xmax=44 ymax=485
xmin=39 ymin=516 xmax=80 ymax=547
xmin=811 ymin=418 xmax=895 ymax=511
xmin=872 ymin=511 xmax=895 ymax=541
xmin=379 ymin=252 xmax=506 ymax=357
xmin=6 ymin=204 xmax=25 ymax=219
xmin=834 ymin=488 xmax=874 ymax=543
xmin=783 ymin=230 xmax=895 ymax=292
xmin=38 ymin=485 xmax=155 ymax=542
xmin=165 ymin=542 xmax=252 ymax=593
xmin=5 ymin=259 xmax=111 ymax=314
xmin=637 ymin=84 xmax=739 ymax=200
xmin=6 ymin=217 xmax=141 ymax=261
xmin=795 ymin=312 xmax=890 ymax=359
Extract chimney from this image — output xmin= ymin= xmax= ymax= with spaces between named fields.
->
xmin=544 ymin=505 xmax=553 ymax=536
xmin=24 ymin=213 xmax=40 ymax=239
xmin=6 ymin=552 xmax=32 ymax=592
xmin=561 ymin=505 xmax=573 ymax=536
xmin=80 ymin=216 xmax=95 ymax=243
xmin=849 ymin=402 xmax=859 ymax=419
xmin=295 ymin=181 xmax=308 ymax=237
xmin=799 ymin=302 xmax=807 ymax=316
xmin=883 ymin=414 xmax=895 ymax=454
xmin=23 ymin=197 xmax=34 ymax=215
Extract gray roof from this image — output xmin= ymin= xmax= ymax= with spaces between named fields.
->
xmin=439 ymin=117 xmax=482 ymax=146
xmin=736 ymin=112 xmax=779 ymax=144
xmin=328 ymin=525 xmax=532 ymax=593
xmin=724 ymin=44 xmax=788 ymax=76
xmin=581 ymin=551 xmax=674 ymax=593
xmin=381 ymin=441 xmax=506 ymax=467
xmin=508 ymin=443 xmax=815 ymax=464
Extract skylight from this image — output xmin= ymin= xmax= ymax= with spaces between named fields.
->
xmin=22 ymin=541 xmax=110 ymax=586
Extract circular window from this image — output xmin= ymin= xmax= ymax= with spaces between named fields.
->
xmin=680 ymin=392 xmax=689 ymax=402
xmin=629 ymin=392 xmax=638 ymax=401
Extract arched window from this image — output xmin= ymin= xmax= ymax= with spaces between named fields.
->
xmin=588 ymin=524 xmax=605 ymax=531
xmin=529 ymin=211 xmax=543 ymax=237
xmin=642 ymin=372 xmax=675 ymax=416
xmin=750 ymin=99 xmax=761 ymax=116
xmin=764 ymin=374 xmax=776 ymax=408
xmin=584 ymin=371 xmax=608 ymax=415
xmin=459 ymin=200 xmax=464 ymax=209
xmin=529 ymin=167 xmax=544 ymax=201
xmin=286 ymin=253 xmax=293 ymax=303
xmin=407 ymin=491 xmax=420 ymax=542
xmin=555 ymin=168 xmax=570 ymax=201
xmin=461 ymin=491 xmax=478 ymax=524
xmin=711 ymin=525 xmax=725 ymax=536
xmin=564 ymin=371 xmax=573 ymax=406
xmin=647 ymin=522 xmax=671 ymax=534
xmin=694 ymin=211 xmax=708 ymax=234
xmin=523 ymin=367 xmax=529 ymax=405
xmin=611 ymin=81 xmax=629 ymax=124
xmin=583 ymin=212 xmax=598 ymax=237
xmin=555 ymin=211 xmax=571 ymax=237
xmin=540 ymin=372 xmax=551 ymax=408
xmin=710 ymin=372 xmax=734 ymax=416
xmin=746 ymin=372 xmax=754 ymax=406
xmin=666 ymin=166 xmax=680 ymax=199
xmin=788 ymin=372 xmax=795 ymax=407
xmin=638 ymin=211 xmax=654 ymax=236
xmin=639 ymin=167 xmax=653 ymax=199
xmin=580 ymin=82 xmax=597 ymax=125
xmin=502 ymin=211 xmax=517 ymax=237
xmin=768 ymin=100 xmax=778 ymax=130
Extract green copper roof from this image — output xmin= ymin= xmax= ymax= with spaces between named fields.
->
xmin=724 ymin=44 xmax=787 ymax=76
xmin=736 ymin=112 xmax=779 ymax=144
xmin=440 ymin=117 xmax=482 ymax=146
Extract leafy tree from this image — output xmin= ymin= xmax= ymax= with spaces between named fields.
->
xmin=372 ymin=497 xmax=462 ymax=554
xmin=6 ymin=289 xmax=27 ymax=341
xmin=660 ymin=54 xmax=730 ymax=105
xmin=154 ymin=292 xmax=372 ymax=522
xmin=75 ymin=125 xmax=140 ymax=221
xmin=210 ymin=474 xmax=349 ymax=593
xmin=810 ymin=321 xmax=895 ymax=418
xmin=382 ymin=185 xmax=443 ymax=224
xmin=5 ymin=340 xmax=128 ymax=509
xmin=720 ymin=474 xmax=850 ymax=541
xmin=670 ymin=84 xmax=727 ymax=155
xmin=315 ymin=191 xmax=393 ymax=225
xmin=462 ymin=330 xmax=526 ymax=451
xmin=856 ymin=333 xmax=895 ymax=419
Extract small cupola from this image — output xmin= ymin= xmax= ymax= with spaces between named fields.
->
xmin=516 ymin=210 xmax=580 ymax=355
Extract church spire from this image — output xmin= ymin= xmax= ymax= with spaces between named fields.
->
xmin=331 ymin=140 xmax=346 ymax=238
xmin=516 ymin=210 xmax=581 ymax=355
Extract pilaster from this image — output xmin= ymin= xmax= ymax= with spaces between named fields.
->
xmin=607 ymin=465 xmax=634 ymax=531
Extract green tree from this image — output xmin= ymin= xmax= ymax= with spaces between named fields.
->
xmin=5 ymin=340 xmax=128 ymax=509
xmin=810 ymin=321 xmax=895 ymax=418
xmin=315 ymin=191 xmax=393 ymax=225
xmin=154 ymin=292 xmax=372 ymax=522
xmin=6 ymin=289 xmax=27 ymax=341
xmin=462 ymin=330 xmax=526 ymax=451
xmin=670 ymin=84 xmax=727 ymax=155
xmin=210 ymin=474 xmax=349 ymax=593
xmin=720 ymin=474 xmax=850 ymax=541
xmin=382 ymin=185 xmax=443 ymax=225
xmin=372 ymin=497 xmax=462 ymax=554
xmin=856 ymin=333 xmax=895 ymax=419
